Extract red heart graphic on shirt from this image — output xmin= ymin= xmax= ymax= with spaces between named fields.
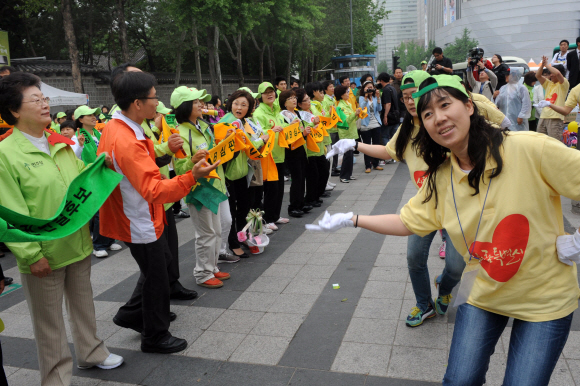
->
xmin=546 ymin=93 xmax=558 ymax=104
xmin=413 ymin=171 xmax=429 ymax=188
xmin=469 ymin=214 xmax=529 ymax=282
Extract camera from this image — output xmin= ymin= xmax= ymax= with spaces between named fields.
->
xmin=365 ymin=88 xmax=376 ymax=94
xmin=468 ymin=47 xmax=484 ymax=67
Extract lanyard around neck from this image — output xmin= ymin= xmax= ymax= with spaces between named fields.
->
xmin=451 ymin=166 xmax=494 ymax=261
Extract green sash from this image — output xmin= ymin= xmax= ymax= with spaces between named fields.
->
xmin=336 ymin=107 xmax=349 ymax=129
xmin=186 ymin=178 xmax=228 ymax=215
xmin=0 ymin=154 xmax=122 ymax=242
xmin=78 ymin=127 xmax=98 ymax=165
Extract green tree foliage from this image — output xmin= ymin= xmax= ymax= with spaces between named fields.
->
xmin=377 ymin=60 xmax=389 ymax=73
xmin=393 ymin=40 xmax=436 ymax=71
xmin=440 ymin=28 xmax=479 ymax=64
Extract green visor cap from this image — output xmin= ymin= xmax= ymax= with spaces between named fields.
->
xmin=156 ymin=101 xmax=172 ymax=115
xmin=74 ymin=105 xmax=101 ymax=119
xmin=170 ymin=86 xmax=211 ymax=109
xmin=238 ymin=86 xmax=260 ymax=99
xmin=56 ymin=112 xmax=67 ymax=119
xmin=400 ymin=70 xmax=432 ymax=90
xmin=257 ymin=82 xmax=275 ymax=95
xmin=412 ymin=74 xmax=469 ymax=109
xmin=421 ymin=60 xmax=427 ymax=64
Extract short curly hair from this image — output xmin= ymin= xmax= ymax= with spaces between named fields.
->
xmin=225 ymin=90 xmax=254 ymax=119
xmin=0 ymin=72 xmax=42 ymax=125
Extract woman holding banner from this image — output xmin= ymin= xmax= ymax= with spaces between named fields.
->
xmin=253 ymin=82 xmax=288 ymax=225
xmin=172 ymin=86 xmax=232 ymax=288
xmin=0 ymin=72 xmax=124 ymax=386
xmin=296 ymin=88 xmax=329 ymax=208
xmin=334 ymin=85 xmax=362 ymax=183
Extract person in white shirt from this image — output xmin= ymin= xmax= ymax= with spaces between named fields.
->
xmin=552 ymin=39 xmax=570 ymax=79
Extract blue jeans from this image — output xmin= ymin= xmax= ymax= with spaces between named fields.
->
xmin=91 ymin=210 xmax=114 ymax=251
xmin=444 ymin=304 xmax=573 ymax=386
xmin=407 ymin=229 xmax=464 ymax=312
xmin=380 ymin=124 xmax=399 ymax=146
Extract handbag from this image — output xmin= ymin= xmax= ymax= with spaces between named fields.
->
xmin=248 ymin=159 xmax=263 ymax=187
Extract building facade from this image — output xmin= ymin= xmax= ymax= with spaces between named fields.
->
xmin=431 ymin=0 xmax=580 ymax=63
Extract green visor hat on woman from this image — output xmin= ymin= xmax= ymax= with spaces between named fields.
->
xmin=238 ymin=87 xmax=260 ymax=99
xmin=412 ymin=74 xmax=470 ymax=109
xmin=74 ymin=105 xmax=101 ymax=119
xmin=170 ymin=86 xmax=211 ymax=109
xmin=156 ymin=101 xmax=172 ymax=115
xmin=257 ymin=82 xmax=275 ymax=95
xmin=400 ymin=70 xmax=432 ymax=91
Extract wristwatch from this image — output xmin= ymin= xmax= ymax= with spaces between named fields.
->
xmin=354 ymin=141 xmax=359 ymax=151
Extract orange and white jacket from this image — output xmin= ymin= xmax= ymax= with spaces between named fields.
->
xmin=97 ymin=111 xmax=195 ymax=244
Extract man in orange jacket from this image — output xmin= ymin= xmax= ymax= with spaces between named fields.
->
xmin=97 ymin=70 xmax=219 ymax=354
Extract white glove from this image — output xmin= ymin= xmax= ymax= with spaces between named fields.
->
xmin=534 ymin=100 xmax=551 ymax=109
xmin=556 ymin=230 xmax=580 ymax=266
xmin=305 ymin=211 xmax=354 ymax=232
xmin=326 ymin=139 xmax=356 ymax=159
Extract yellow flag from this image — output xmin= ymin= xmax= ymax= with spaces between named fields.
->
xmin=206 ymin=132 xmax=246 ymax=165
xmin=310 ymin=127 xmax=324 ymax=143
xmin=161 ymin=117 xmax=187 ymax=158
xmin=306 ymin=134 xmax=320 ymax=153
xmin=358 ymin=107 xmax=368 ymax=119
xmin=291 ymin=135 xmax=306 ymax=150
xmin=282 ymin=122 xmax=302 ymax=145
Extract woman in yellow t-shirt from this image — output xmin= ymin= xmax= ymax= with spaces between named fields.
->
xmin=308 ymin=74 xmax=579 ymax=385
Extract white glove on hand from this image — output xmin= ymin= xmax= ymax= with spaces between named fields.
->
xmin=534 ymin=100 xmax=551 ymax=109
xmin=305 ymin=211 xmax=354 ymax=232
xmin=556 ymin=230 xmax=580 ymax=266
xmin=326 ymin=139 xmax=356 ymax=159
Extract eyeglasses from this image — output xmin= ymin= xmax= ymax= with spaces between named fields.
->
xmin=139 ymin=96 xmax=159 ymax=101
xmin=22 ymin=97 xmax=50 ymax=106
xmin=287 ymin=97 xmax=297 ymax=101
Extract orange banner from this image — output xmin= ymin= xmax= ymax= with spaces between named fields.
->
xmin=358 ymin=107 xmax=368 ymax=119
xmin=161 ymin=117 xmax=187 ymax=159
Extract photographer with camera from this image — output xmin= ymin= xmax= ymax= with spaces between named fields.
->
xmin=358 ymin=80 xmax=383 ymax=173
xmin=467 ymin=59 xmax=498 ymax=101
xmin=430 ymin=47 xmax=453 ymax=74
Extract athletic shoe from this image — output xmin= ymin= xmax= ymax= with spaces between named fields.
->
xmin=406 ymin=303 xmax=436 ymax=327
xmin=263 ymin=228 xmax=274 ymax=235
xmin=276 ymin=217 xmax=290 ymax=224
xmin=284 ymin=176 xmax=290 ymax=182
xmin=109 ymin=243 xmax=122 ymax=251
xmin=78 ymin=353 xmax=124 ymax=370
xmin=378 ymin=161 xmax=386 ymax=166
xmin=328 ymin=182 xmax=337 ymax=187
xmin=385 ymin=159 xmax=395 ymax=164
xmin=374 ymin=166 xmax=384 ymax=171
xmin=439 ymin=241 xmax=446 ymax=259
xmin=435 ymin=294 xmax=453 ymax=316
xmin=198 ymin=278 xmax=223 ymax=288
xmin=218 ymin=253 xmax=240 ymax=264
xmin=340 ymin=179 xmax=350 ymax=183
xmin=365 ymin=168 xmax=371 ymax=173
xmin=175 ymin=210 xmax=190 ymax=218
xmin=93 ymin=249 xmax=108 ymax=258
xmin=214 ymin=271 xmax=230 ymax=281
xmin=349 ymin=176 xmax=357 ymax=180
xmin=331 ymin=171 xmax=341 ymax=177
xmin=265 ymin=223 xmax=279 ymax=231
xmin=325 ymin=183 xmax=335 ymax=191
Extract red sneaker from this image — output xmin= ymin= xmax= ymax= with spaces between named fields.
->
xmin=214 ymin=271 xmax=231 ymax=281
xmin=438 ymin=241 xmax=446 ymax=259
xmin=198 ymin=278 xmax=223 ymax=288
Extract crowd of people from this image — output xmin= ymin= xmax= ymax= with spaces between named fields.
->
xmin=0 ymin=35 xmax=579 ymax=386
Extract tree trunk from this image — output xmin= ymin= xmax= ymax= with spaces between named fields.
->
xmin=174 ymin=30 xmax=187 ymax=87
xmin=117 ymin=0 xmax=130 ymax=63
xmin=23 ymin=19 xmax=37 ymax=57
xmin=250 ymin=31 xmax=264 ymax=83
xmin=61 ymin=0 xmax=83 ymax=93
xmin=268 ymin=44 xmax=276 ymax=81
xmin=234 ymin=32 xmax=244 ymax=87
xmin=206 ymin=27 xmax=218 ymax=95
xmin=286 ymin=36 xmax=293 ymax=83
xmin=214 ymin=26 xmax=223 ymax=98
xmin=192 ymin=19 xmax=202 ymax=89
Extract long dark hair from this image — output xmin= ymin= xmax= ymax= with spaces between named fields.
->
xmin=394 ymin=78 xmax=419 ymax=162
xmin=415 ymin=83 xmax=507 ymax=205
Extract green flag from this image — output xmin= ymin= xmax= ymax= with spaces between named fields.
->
xmin=186 ymin=178 xmax=228 ymax=215
xmin=336 ymin=107 xmax=349 ymax=129
xmin=0 ymin=154 xmax=122 ymax=242
xmin=78 ymin=127 xmax=98 ymax=165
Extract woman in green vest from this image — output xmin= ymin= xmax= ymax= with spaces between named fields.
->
xmin=220 ymin=89 xmax=269 ymax=258
xmin=334 ymin=85 xmax=361 ymax=183
xmin=296 ymin=87 xmax=330 ymax=208
xmin=252 ymin=82 xmax=288 ymax=225
xmin=172 ymin=86 xmax=231 ymax=289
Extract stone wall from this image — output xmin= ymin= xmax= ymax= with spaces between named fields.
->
xmin=41 ymin=74 xmax=261 ymax=114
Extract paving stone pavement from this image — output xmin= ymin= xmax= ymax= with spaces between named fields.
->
xmin=1 ymin=159 xmax=580 ymax=385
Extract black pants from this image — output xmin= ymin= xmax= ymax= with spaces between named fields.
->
xmin=248 ymin=185 xmax=264 ymax=210
xmin=305 ymin=155 xmax=330 ymax=203
xmin=226 ymin=177 xmax=251 ymax=249
xmin=169 ymin=170 xmax=182 ymax=214
xmin=263 ymin=162 xmax=285 ymax=223
xmin=164 ymin=208 xmax=183 ymax=294
xmin=0 ymin=342 xmax=7 ymax=386
xmin=115 ymin=234 xmax=172 ymax=345
xmin=529 ymin=119 xmax=538 ymax=132
xmin=330 ymin=132 xmax=339 ymax=170
xmin=360 ymin=127 xmax=381 ymax=169
xmin=285 ymin=146 xmax=307 ymax=212
xmin=340 ymin=150 xmax=354 ymax=180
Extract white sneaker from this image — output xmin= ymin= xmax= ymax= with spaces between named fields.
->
xmin=378 ymin=161 xmax=385 ymax=166
xmin=263 ymin=228 xmax=274 ymax=235
xmin=325 ymin=183 xmax=335 ymax=191
xmin=265 ymin=223 xmax=279 ymax=231
xmin=93 ymin=249 xmax=108 ymax=258
xmin=328 ymin=182 xmax=337 ymax=187
xmin=78 ymin=353 xmax=124 ymax=370
xmin=284 ymin=176 xmax=290 ymax=182
xmin=108 ymin=243 xmax=122 ymax=251
xmin=276 ymin=217 xmax=290 ymax=224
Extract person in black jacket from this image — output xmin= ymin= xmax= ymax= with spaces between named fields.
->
xmin=491 ymin=54 xmax=510 ymax=91
xmin=567 ymin=37 xmax=580 ymax=89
